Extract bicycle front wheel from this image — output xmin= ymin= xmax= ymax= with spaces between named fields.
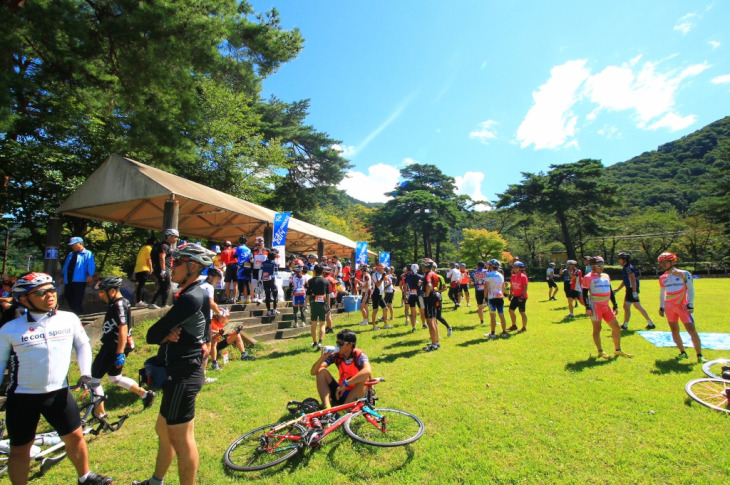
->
xmin=344 ymin=408 xmax=424 ymax=447
xmin=701 ymin=358 xmax=730 ymax=380
xmin=224 ymin=422 xmax=305 ymax=471
xmin=685 ymin=378 xmax=730 ymax=413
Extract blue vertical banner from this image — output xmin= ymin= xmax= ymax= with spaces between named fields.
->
xmin=356 ymin=242 xmax=369 ymax=265
xmin=273 ymin=212 xmax=291 ymax=246
xmin=273 ymin=212 xmax=291 ymax=268
xmin=379 ymin=251 xmax=391 ymax=267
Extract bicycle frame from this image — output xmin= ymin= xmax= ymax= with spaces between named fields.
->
xmin=273 ymin=378 xmax=384 ymax=446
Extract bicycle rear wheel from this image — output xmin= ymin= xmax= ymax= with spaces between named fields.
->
xmin=685 ymin=378 xmax=730 ymax=413
xmin=701 ymin=358 xmax=730 ymax=379
xmin=344 ymin=408 xmax=424 ymax=447
xmin=224 ymin=422 xmax=305 ymax=471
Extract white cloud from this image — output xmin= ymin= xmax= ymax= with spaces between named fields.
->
xmin=332 ymin=144 xmax=357 ymax=158
xmin=709 ymin=40 xmax=721 ymax=49
xmin=455 ymin=171 xmax=491 ymax=211
xmin=516 ymin=57 xmax=710 ymax=148
xmin=674 ymin=13 xmax=697 ymax=35
xmin=516 ymin=60 xmax=590 ymax=149
xmin=337 ymin=163 xmax=401 ymax=203
xmin=711 ymin=74 xmax=730 ymax=84
xmin=597 ymin=125 xmax=621 ymax=139
xmin=585 ymin=60 xmax=710 ymax=129
xmin=468 ymin=120 xmax=499 ymax=145
xmin=646 ymin=112 xmax=696 ymax=131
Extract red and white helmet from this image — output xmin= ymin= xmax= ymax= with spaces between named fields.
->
xmin=657 ymin=252 xmax=677 ymax=262
xmin=12 ymin=272 xmax=55 ymax=301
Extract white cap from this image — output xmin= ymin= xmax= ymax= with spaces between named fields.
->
xmin=411 ymin=263 xmax=419 ymax=272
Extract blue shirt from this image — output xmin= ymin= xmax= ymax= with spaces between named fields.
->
xmin=622 ymin=264 xmax=639 ymax=291
xmin=62 ymin=249 xmax=96 ymax=284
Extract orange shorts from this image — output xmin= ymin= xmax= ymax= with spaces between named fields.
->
xmin=665 ymin=304 xmax=694 ymax=325
xmin=591 ymin=303 xmax=615 ymax=323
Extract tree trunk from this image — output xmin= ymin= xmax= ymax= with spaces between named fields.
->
xmin=413 ymin=230 xmax=418 ymax=262
xmin=436 ymin=240 xmax=441 ymax=265
xmin=555 ymin=209 xmax=576 ymax=259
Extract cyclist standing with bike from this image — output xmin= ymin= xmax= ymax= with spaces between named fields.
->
xmin=133 ymin=244 xmax=215 ymax=485
xmin=311 ymin=329 xmax=372 ymax=409
xmin=90 ymin=277 xmax=156 ymax=418
xmin=0 ymin=273 xmax=112 ymax=485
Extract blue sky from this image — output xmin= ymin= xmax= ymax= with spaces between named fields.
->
xmin=250 ymin=1 xmax=730 ymax=207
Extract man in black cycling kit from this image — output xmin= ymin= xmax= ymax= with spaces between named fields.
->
xmin=133 ymin=244 xmax=215 ymax=485
xmin=0 ymin=273 xmax=112 ymax=485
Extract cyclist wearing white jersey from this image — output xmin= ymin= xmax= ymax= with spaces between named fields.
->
xmin=0 ymin=273 xmax=112 ymax=485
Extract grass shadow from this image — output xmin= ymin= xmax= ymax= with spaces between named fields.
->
xmin=374 ymin=329 xmax=416 ymax=339
xmin=327 ymin=437 xmax=417 ymax=478
xmin=383 ymin=340 xmax=423 ymax=350
xmin=555 ymin=315 xmax=577 ymax=324
xmin=456 ymin=338 xmax=490 ymax=348
xmin=650 ymin=358 xmax=695 ymax=375
xmin=371 ymin=348 xmax=423 ymax=363
xmin=564 ymin=356 xmax=614 ymax=372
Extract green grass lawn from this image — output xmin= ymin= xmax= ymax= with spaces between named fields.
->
xmin=44 ymin=279 xmax=730 ymax=484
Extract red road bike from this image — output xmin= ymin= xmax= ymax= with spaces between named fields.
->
xmin=224 ymin=378 xmax=424 ymax=471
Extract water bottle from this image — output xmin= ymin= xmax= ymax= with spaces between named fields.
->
xmin=322 ymin=346 xmax=339 ymax=354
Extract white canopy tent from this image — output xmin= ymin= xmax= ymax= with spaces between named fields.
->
xmin=57 ymin=154 xmax=363 ymax=258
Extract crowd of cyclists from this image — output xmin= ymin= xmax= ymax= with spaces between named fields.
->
xmin=0 ymin=225 xmax=706 ymax=484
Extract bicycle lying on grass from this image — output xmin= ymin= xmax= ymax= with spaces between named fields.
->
xmin=224 ymin=377 xmax=424 ymax=471
xmin=0 ymin=379 xmax=129 ymax=476
xmin=684 ymin=358 xmax=730 ymax=413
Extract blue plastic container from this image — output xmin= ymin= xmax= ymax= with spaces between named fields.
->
xmin=342 ymin=295 xmax=361 ymax=312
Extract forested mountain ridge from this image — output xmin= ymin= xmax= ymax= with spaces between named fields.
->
xmin=604 ymin=116 xmax=730 ymax=214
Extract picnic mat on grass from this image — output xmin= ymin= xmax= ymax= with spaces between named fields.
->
xmin=638 ymin=331 xmax=730 ymax=350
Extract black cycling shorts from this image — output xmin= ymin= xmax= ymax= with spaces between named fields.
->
xmin=547 ymin=280 xmax=558 ymax=288
xmin=475 ymin=290 xmax=486 ymax=306
xmin=624 ymin=288 xmax=640 ymax=303
xmin=509 ymin=297 xmax=527 ymax=312
xmin=327 ymin=378 xmax=349 ymax=406
xmin=424 ymin=296 xmax=439 ymax=319
xmin=371 ymin=292 xmax=386 ymax=310
xmin=407 ymin=294 xmax=419 ymax=308
xmin=459 ymin=284 xmax=469 ymax=294
xmin=384 ymin=292 xmax=394 ymax=304
xmin=160 ymin=358 xmax=204 ymax=425
xmin=224 ymin=265 xmax=238 ymax=283
xmin=6 ymin=388 xmax=81 ymax=446
xmin=91 ymin=343 xmax=129 ymax=379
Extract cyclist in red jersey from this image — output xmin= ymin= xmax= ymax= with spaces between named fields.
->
xmin=220 ymin=241 xmax=237 ymax=303
xmin=657 ymin=252 xmax=705 ymax=362
xmin=459 ymin=263 xmax=471 ymax=307
xmin=422 ymin=259 xmax=442 ymax=351
xmin=582 ymin=257 xmax=633 ymax=359
xmin=508 ymin=262 xmax=529 ymax=333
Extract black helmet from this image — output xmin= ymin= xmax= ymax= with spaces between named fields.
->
xmin=94 ymin=276 xmax=123 ymax=291
xmin=239 ymin=235 xmax=248 ymax=244
xmin=617 ymin=252 xmax=630 ymax=261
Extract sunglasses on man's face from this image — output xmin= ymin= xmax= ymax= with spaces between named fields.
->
xmin=336 ymin=340 xmax=350 ymax=347
xmin=172 ymin=258 xmax=190 ymax=267
xmin=594 ymin=264 xmax=604 ymax=268
xmin=30 ymin=287 xmax=57 ymax=297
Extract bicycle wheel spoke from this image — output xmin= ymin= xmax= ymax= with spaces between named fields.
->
xmin=224 ymin=423 xmax=303 ymax=471
xmin=344 ymin=408 xmax=424 ymax=447
xmin=686 ymin=378 xmax=730 ymax=413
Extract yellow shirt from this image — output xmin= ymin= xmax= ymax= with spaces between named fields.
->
xmin=134 ymin=244 xmax=153 ymax=273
